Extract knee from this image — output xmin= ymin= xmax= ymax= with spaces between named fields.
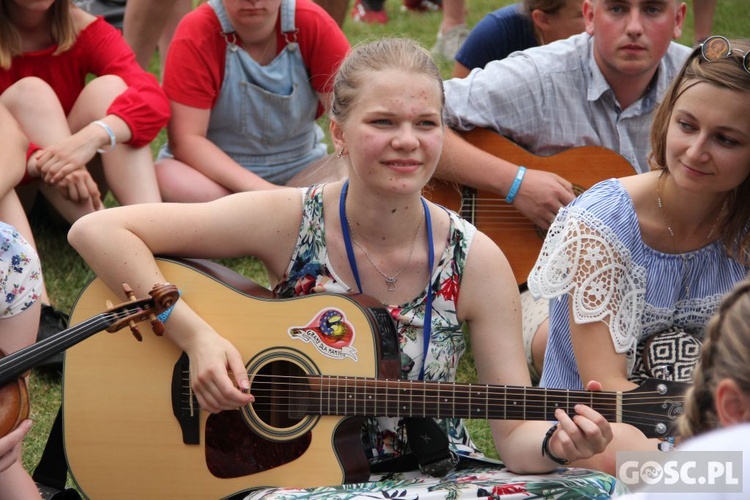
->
xmin=78 ymin=75 xmax=128 ymax=111
xmin=1 ymin=77 xmax=58 ymax=111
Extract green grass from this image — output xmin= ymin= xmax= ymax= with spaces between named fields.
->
xmin=21 ymin=0 xmax=749 ymax=488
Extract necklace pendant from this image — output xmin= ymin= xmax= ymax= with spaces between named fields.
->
xmin=385 ymin=277 xmax=398 ymax=291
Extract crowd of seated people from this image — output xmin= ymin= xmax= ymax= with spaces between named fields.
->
xmin=3 ymin=0 xmax=741 ymax=498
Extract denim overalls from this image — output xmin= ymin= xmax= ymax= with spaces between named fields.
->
xmin=161 ymin=0 xmax=327 ymax=184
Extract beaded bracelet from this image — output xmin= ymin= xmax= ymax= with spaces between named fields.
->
xmin=541 ymin=422 xmax=570 ymax=465
xmin=505 ymin=166 xmax=527 ymax=204
xmin=92 ymin=120 xmax=116 ymax=153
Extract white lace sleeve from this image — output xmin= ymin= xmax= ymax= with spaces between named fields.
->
xmin=528 ymin=206 xmax=647 ymax=354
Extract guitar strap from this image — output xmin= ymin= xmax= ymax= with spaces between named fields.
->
xmin=369 ymin=418 xmax=458 ymax=477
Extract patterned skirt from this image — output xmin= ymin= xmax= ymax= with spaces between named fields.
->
xmin=242 ymin=460 xmax=628 ymax=499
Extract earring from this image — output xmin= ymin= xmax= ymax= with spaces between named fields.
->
xmin=336 ymin=149 xmax=345 ymax=159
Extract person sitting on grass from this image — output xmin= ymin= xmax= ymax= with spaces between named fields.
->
xmin=452 ymin=0 xmax=586 ymax=78
xmin=70 ymin=38 xmax=619 ymax=497
xmin=154 ymin=0 xmax=349 ymax=202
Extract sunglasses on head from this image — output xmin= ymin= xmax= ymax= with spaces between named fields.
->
xmin=699 ymin=35 xmax=750 ymax=74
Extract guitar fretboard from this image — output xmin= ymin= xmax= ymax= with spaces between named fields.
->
xmin=292 ymin=376 xmax=620 ymax=422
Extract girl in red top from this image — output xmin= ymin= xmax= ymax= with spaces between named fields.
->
xmin=0 ymin=0 xmax=170 ymax=223
xmin=156 ymin=0 xmax=349 ymax=201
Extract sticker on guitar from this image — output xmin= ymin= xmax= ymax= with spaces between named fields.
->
xmin=288 ymin=308 xmax=358 ymax=361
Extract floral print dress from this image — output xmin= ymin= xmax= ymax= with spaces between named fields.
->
xmin=273 ymin=184 xmax=479 ymax=462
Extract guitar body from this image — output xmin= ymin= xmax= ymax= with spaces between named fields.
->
xmin=63 ymin=258 xmax=399 ymax=499
xmin=426 ymin=129 xmax=636 ymax=284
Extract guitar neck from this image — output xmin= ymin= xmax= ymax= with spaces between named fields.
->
xmin=296 ymin=376 xmax=619 ymax=422
xmin=0 ymin=314 xmax=113 ymax=386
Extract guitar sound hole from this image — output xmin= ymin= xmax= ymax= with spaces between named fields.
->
xmin=252 ymin=360 xmax=309 ymax=429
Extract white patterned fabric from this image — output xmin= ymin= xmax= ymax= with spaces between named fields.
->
xmin=0 ymin=222 xmax=41 ymax=318
xmin=243 ymin=464 xmax=629 ymax=499
xmin=528 ymin=179 xmax=750 ymax=390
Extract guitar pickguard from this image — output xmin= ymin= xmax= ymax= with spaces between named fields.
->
xmin=206 ymin=410 xmax=311 ymax=479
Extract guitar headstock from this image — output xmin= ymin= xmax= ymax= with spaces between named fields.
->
xmin=622 ymin=379 xmax=690 ymax=438
xmin=105 ymin=283 xmax=180 ymax=340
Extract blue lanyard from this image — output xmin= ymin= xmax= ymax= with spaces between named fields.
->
xmin=339 ymin=181 xmax=434 ymax=381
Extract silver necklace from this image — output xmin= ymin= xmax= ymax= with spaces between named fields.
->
xmin=349 ymin=215 xmax=424 ymax=291
xmin=656 ymin=170 xmax=725 ymax=298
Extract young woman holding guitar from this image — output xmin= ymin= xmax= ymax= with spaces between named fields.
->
xmin=70 ymin=38 xmax=616 ymax=496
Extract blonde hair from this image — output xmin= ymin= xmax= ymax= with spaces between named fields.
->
xmin=648 ymin=38 xmax=750 ymax=265
xmin=329 ymin=38 xmax=444 ymax=126
xmin=680 ymin=278 xmax=750 ymax=438
xmin=0 ymin=0 xmax=77 ymax=70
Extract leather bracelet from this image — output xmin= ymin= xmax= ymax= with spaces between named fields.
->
xmin=505 ymin=166 xmax=526 ymax=204
xmin=541 ymin=423 xmax=570 ymax=465
xmin=92 ymin=120 xmax=116 ymax=153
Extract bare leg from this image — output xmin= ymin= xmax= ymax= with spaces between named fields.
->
xmin=313 ymin=0 xmax=350 ymax=27
xmin=439 ymin=0 xmax=466 ymax=33
xmin=431 ymin=0 xmax=468 ymax=60
xmin=67 ymin=76 xmax=162 ymax=209
xmin=156 ymin=0 xmax=193 ymax=76
xmin=0 ymin=102 xmax=52 ymax=304
xmin=530 ymin=320 xmax=548 ymax=378
xmin=123 ymin=0 xmax=181 ymax=70
xmin=155 ymin=158 xmax=232 ymax=202
xmin=0 ymin=78 xmax=97 ymax=222
xmin=693 ymin=0 xmax=718 ymax=44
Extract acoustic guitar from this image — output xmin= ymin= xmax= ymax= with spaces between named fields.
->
xmin=63 ymin=258 xmax=687 ymax=499
xmin=425 ymin=129 xmax=636 ymax=285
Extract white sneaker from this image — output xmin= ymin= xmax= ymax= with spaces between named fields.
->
xmin=431 ymin=25 xmax=469 ymax=61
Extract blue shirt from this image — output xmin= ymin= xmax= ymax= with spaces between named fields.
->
xmin=454 ymin=3 xmax=538 ymax=71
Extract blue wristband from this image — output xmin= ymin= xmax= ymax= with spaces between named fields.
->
xmin=156 ymin=289 xmax=182 ymax=323
xmin=505 ymin=166 xmax=527 ymax=204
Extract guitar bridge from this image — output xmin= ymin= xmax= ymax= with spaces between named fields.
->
xmin=172 ymin=352 xmax=200 ymax=444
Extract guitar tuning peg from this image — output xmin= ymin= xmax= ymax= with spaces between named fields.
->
xmin=150 ymin=314 xmax=165 ymax=336
xmin=129 ymin=321 xmax=143 ymax=342
xmin=122 ymin=283 xmax=136 ymax=302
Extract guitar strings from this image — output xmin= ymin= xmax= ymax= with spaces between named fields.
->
xmin=459 ymin=198 xmax=548 ymax=230
xmin=179 ymin=370 xmax=686 ymax=406
xmin=176 ymin=371 xmax=684 ymax=429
